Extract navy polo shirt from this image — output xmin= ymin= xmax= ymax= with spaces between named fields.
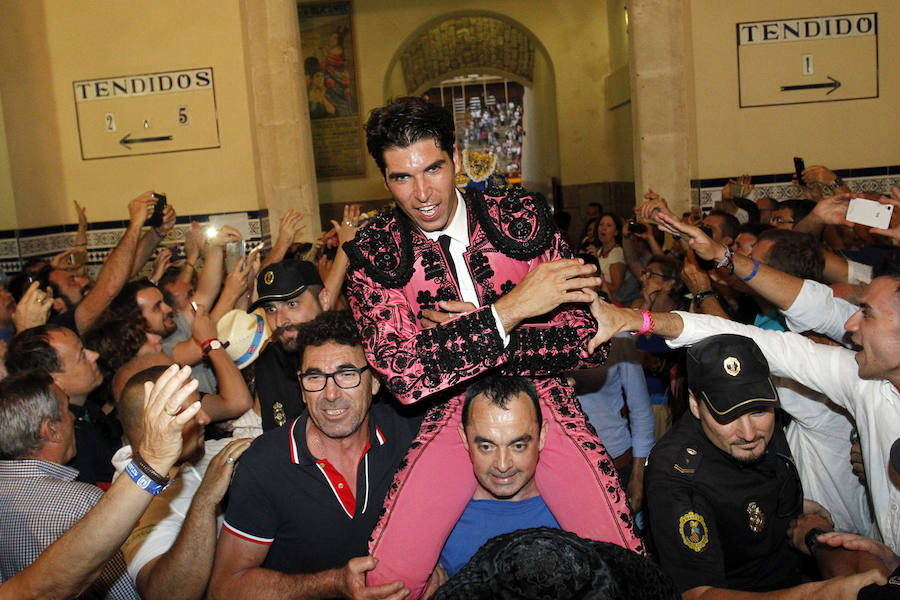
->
xmin=222 ymin=401 xmax=419 ymax=574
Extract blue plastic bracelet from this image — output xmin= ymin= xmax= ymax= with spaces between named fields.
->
xmin=125 ymin=460 xmax=170 ymax=496
xmin=741 ymin=259 xmax=760 ymax=282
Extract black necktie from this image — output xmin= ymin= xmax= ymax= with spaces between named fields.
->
xmin=438 ymin=234 xmax=460 ymax=288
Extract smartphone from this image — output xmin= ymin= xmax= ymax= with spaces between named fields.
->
xmin=846 ymin=197 xmax=893 ymax=229
xmin=224 ymin=240 xmax=246 ymax=273
xmin=628 ymin=219 xmax=647 ymax=235
xmin=728 ymin=183 xmax=744 ymax=199
xmin=148 ymin=193 xmax=167 ymax=228
xmin=793 ymin=157 xmax=805 ymax=183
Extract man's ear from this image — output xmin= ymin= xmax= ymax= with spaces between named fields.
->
xmin=538 ymin=420 xmax=548 ymax=452
xmin=369 ymin=370 xmax=380 ymax=397
xmin=296 ymin=373 xmax=308 ymax=407
xmin=688 ymin=391 xmax=701 ymax=419
xmin=457 ymin=421 xmax=468 ymax=447
xmin=41 ymin=417 xmax=61 ymax=444
xmin=51 ymin=297 xmax=66 ymax=314
xmin=317 ymin=288 xmax=332 ymax=312
xmin=50 ymin=373 xmax=66 ymax=396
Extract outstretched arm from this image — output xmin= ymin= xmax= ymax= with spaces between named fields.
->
xmin=131 ymin=200 xmax=176 ymax=278
xmin=74 ymin=191 xmax=155 ymax=333
xmin=208 ymin=534 xmax=407 ymax=600
xmin=135 ymin=438 xmax=252 ymax=600
xmin=0 ymin=366 xmax=201 ymax=600
xmin=635 ymin=197 xmax=804 ymax=311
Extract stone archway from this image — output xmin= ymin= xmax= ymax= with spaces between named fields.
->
xmin=382 ymin=12 xmax=559 ymax=197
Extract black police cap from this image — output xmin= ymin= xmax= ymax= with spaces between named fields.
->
xmin=686 ymin=334 xmax=778 ymax=422
xmin=248 ymin=260 xmax=322 ymax=312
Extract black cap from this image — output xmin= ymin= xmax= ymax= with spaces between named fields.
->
xmin=248 ymin=260 xmax=322 ymax=312
xmin=686 ymin=334 xmax=778 ymax=422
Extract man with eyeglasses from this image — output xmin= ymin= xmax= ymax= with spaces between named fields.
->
xmin=208 ymin=311 xmax=419 ymax=600
xmin=638 ymin=333 xmax=887 ymax=597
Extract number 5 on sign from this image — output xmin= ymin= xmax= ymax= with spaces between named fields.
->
xmin=177 ymin=106 xmax=188 ymax=125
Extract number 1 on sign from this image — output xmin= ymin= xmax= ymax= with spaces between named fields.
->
xmin=802 ymin=54 xmax=814 ymax=76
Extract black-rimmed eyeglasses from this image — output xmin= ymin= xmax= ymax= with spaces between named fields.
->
xmin=299 ymin=365 xmax=370 ymax=392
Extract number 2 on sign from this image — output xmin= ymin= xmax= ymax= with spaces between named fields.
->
xmin=105 ymin=113 xmax=116 ymax=132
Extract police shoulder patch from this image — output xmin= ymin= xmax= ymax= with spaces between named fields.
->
xmin=679 ymin=511 xmax=709 ymax=552
xmin=673 ymin=445 xmax=703 ymax=479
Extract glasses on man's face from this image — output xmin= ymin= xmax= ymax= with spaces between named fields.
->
xmin=299 ymin=365 xmax=370 ymax=392
xmin=641 ymin=268 xmax=669 ymax=279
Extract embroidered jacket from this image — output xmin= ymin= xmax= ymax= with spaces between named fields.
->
xmin=344 ymin=187 xmax=609 ymax=404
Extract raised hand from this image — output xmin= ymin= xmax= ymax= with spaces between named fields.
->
xmin=128 ymin=191 xmax=157 ymax=227
xmin=332 ymin=204 xmax=361 ymax=245
xmin=137 ymin=364 xmax=201 ymax=475
xmin=13 ymin=281 xmax=53 ymax=331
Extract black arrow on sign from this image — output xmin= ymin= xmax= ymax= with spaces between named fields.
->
xmin=780 ymin=75 xmax=841 ymax=95
xmin=119 ymin=133 xmax=174 ymax=149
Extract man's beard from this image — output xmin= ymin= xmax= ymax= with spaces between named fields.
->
xmin=274 ymin=323 xmax=303 ymax=352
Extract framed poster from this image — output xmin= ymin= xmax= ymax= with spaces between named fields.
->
xmin=298 ymin=1 xmax=366 ymax=179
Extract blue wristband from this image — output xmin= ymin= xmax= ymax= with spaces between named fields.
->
xmin=125 ymin=460 xmax=170 ymax=496
xmin=741 ymin=259 xmax=760 ymax=282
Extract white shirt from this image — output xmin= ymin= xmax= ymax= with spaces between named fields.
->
xmin=667 ymin=307 xmax=900 ymax=552
xmin=421 ymin=189 xmax=509 ymax=343
xmin=112 ymin=438 xmax=231 ymax=579
xmin=778 ymin=377 xmax=874 ymax=536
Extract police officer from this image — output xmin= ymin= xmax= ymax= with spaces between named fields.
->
xmin=644 ymin=334 xmax=883 ymax=599
xmin=249 ymin=260 xmax=324 ymax=431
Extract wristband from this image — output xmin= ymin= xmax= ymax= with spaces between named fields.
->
xmin=693 ymin=290 xmax=716 ymax=304
xmin=132 ymin=451 xmax=171 ymax=487
xmin=632 ymin=309 xmax=654 ymax=336
xmin=740 ymin=259 xmax=760 ymax=282
xmin=714 ymin=245 xmax=735 ymax=274
xmin=804 ymin=527 xmax=829 ymax=555
xmin=185 ymin=261 xmax=196 ymax=269
xmin=124 ymin=460 xmax=171 ymax=496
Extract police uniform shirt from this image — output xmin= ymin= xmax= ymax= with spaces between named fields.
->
xmin=644 ymin=413 xmax=802 ymax=593
xmin=255 ymin=342 xmax=303 ymax=431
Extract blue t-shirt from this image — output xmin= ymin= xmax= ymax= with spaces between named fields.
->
xmin=438 ymin=495 xmax=560 ymax=577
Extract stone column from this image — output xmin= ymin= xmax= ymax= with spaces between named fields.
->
xmin=627 ymin=0 xmax=692 ymax=215
xmin=239 ymin=0 xmax=320 ymax=238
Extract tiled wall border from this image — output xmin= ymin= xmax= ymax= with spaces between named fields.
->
xmin=0 ymin=209 xmax=268 ymax=280
xmin=691 ymin=165 xmax=900 ymax=209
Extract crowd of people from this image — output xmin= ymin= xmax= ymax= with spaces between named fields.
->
xmin=0 ymin=95 xmax=898 ymax=600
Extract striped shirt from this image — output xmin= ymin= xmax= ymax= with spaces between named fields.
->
xmin=0 ymin=459 xmax=139 ymax=598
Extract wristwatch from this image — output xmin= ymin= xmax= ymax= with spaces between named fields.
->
xmin=804 ymin=527 xmax=829 ymax=554
xmin=202 ymin=339 xmax=226 ymax=356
